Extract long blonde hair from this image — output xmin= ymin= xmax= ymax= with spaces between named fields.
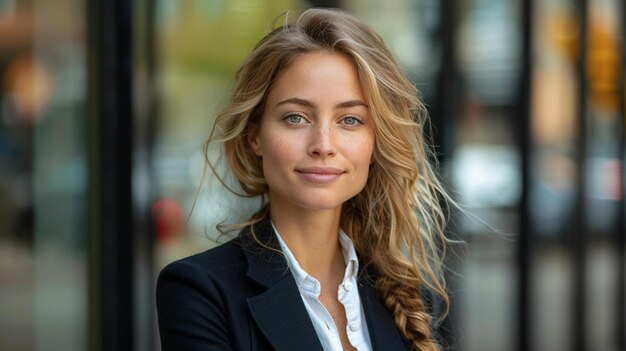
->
xmin=204 ymin=8 xmax=451 ymax=351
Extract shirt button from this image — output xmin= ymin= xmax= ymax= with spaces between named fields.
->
xmin=343 ymin=282 xmax=353 ymax=291
xmin=349 ymin=322 xmax=360 ymax=331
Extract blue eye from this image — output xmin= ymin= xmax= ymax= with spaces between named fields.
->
xmin=285 ymin=114 xmax=304 ymax=124
xmin=342 ymin=116 xmax=361 ymax=126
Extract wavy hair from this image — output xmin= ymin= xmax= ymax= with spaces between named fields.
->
xmin=204 ymin=8 xmax=452 ymax=351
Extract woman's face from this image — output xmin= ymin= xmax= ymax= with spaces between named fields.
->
xmin=248 ymin=50 xmax=375 ymax=213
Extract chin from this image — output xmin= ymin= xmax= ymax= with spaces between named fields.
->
xmin=270 ymin=187 xmax=364 ymax=213
xmin=292 ymin=193 xmax=355 ymax=211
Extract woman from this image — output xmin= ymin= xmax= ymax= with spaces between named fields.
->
xmin=157 ymin=8 xmax=452 ymax=351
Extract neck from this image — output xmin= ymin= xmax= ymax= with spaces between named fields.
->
xmin=269 ymin=202 xmax=344 ymax=280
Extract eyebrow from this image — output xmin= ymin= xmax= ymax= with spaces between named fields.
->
xmin=275 ymin=97 xmax=368 ymax=109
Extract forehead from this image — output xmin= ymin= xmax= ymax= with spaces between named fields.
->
xmin=265 ymin=50 xmax=366 ymax=106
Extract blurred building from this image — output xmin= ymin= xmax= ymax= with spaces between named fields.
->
xmin=0 ymin=0 xmax=624 ymax=350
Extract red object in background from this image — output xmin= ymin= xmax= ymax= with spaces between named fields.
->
xmin=152 ymin=198 xmax=185 ymax=245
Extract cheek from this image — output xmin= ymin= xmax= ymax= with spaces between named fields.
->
xmin=348 ymin=138 xmax=375 ymax=196
xmin=352 ymin=135 xmax=376 ymax=167
xmin=259 ymin=132 xmax=298 ymax=170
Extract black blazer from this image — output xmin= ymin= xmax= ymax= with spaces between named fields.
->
xmin=156 ymin=218 xmax=412 ymax=350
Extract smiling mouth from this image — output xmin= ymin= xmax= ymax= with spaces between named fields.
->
xmin=295 ymin=167 xmax=345 ymax=183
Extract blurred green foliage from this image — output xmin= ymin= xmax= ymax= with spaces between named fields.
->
xmin=158 ymin=0 xmax=302 ymax=79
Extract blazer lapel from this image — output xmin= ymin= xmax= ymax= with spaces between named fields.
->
xmin=242 ymin=219 xmax=324 ymax=351
xmin=358 ymin=275 xmax=411 ymax=350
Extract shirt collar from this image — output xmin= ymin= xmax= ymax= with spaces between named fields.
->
xmin=271 ymin=222 xmax=360 ymax=292
xmin=271 ymin=222 xmax=311 ymax=291
xmin=338 ymin=228 xmax=359 ymax=280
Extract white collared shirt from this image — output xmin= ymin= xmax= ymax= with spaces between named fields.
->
xmin=272 ymin=223 xmax=373 ymax=351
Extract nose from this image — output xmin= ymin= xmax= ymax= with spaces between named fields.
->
xmin=307 ymin=122 xmax=336 ymax=158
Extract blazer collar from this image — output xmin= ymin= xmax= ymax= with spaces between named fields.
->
xmin=240 ymin=217 xmax=290 ymax=287
xmin=240 ymin=217 xmax=409 ymax=351
xmin=241 ymin=218 xmax=324 ymax=351
xmin=358 ymin=273 xmax=411 ymax=350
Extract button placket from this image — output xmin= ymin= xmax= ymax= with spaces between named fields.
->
xmin=348 ymin=321 xmax=360 ymax=332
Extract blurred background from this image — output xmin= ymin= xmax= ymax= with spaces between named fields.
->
xmin=0 ymin=0 xmax=624 ymax=350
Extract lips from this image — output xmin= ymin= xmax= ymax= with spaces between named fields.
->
xmin=295 ymin=167 xmax=345 ymax=183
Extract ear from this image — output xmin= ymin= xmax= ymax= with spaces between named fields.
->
xmin=247 ymin=123 xmax=263 ymax=156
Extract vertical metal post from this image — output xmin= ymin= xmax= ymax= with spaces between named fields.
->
xmin=517 ymin=0 xmax=533 ymax=350
xmin=433 ymin=0 xmax=460 ymax=347
xmin=133 ymin=0 xmax=158 ymax=350
xmin=573 ymin=0 xmax=589 ymax=350
xmin=87 ymin=0 xmax=134 ymax=350
xmin=432 ymin=0 xmax=457 ymax=161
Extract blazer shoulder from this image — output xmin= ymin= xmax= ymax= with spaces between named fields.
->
xmin=156 ymin=238 xmax=248 ymax=350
